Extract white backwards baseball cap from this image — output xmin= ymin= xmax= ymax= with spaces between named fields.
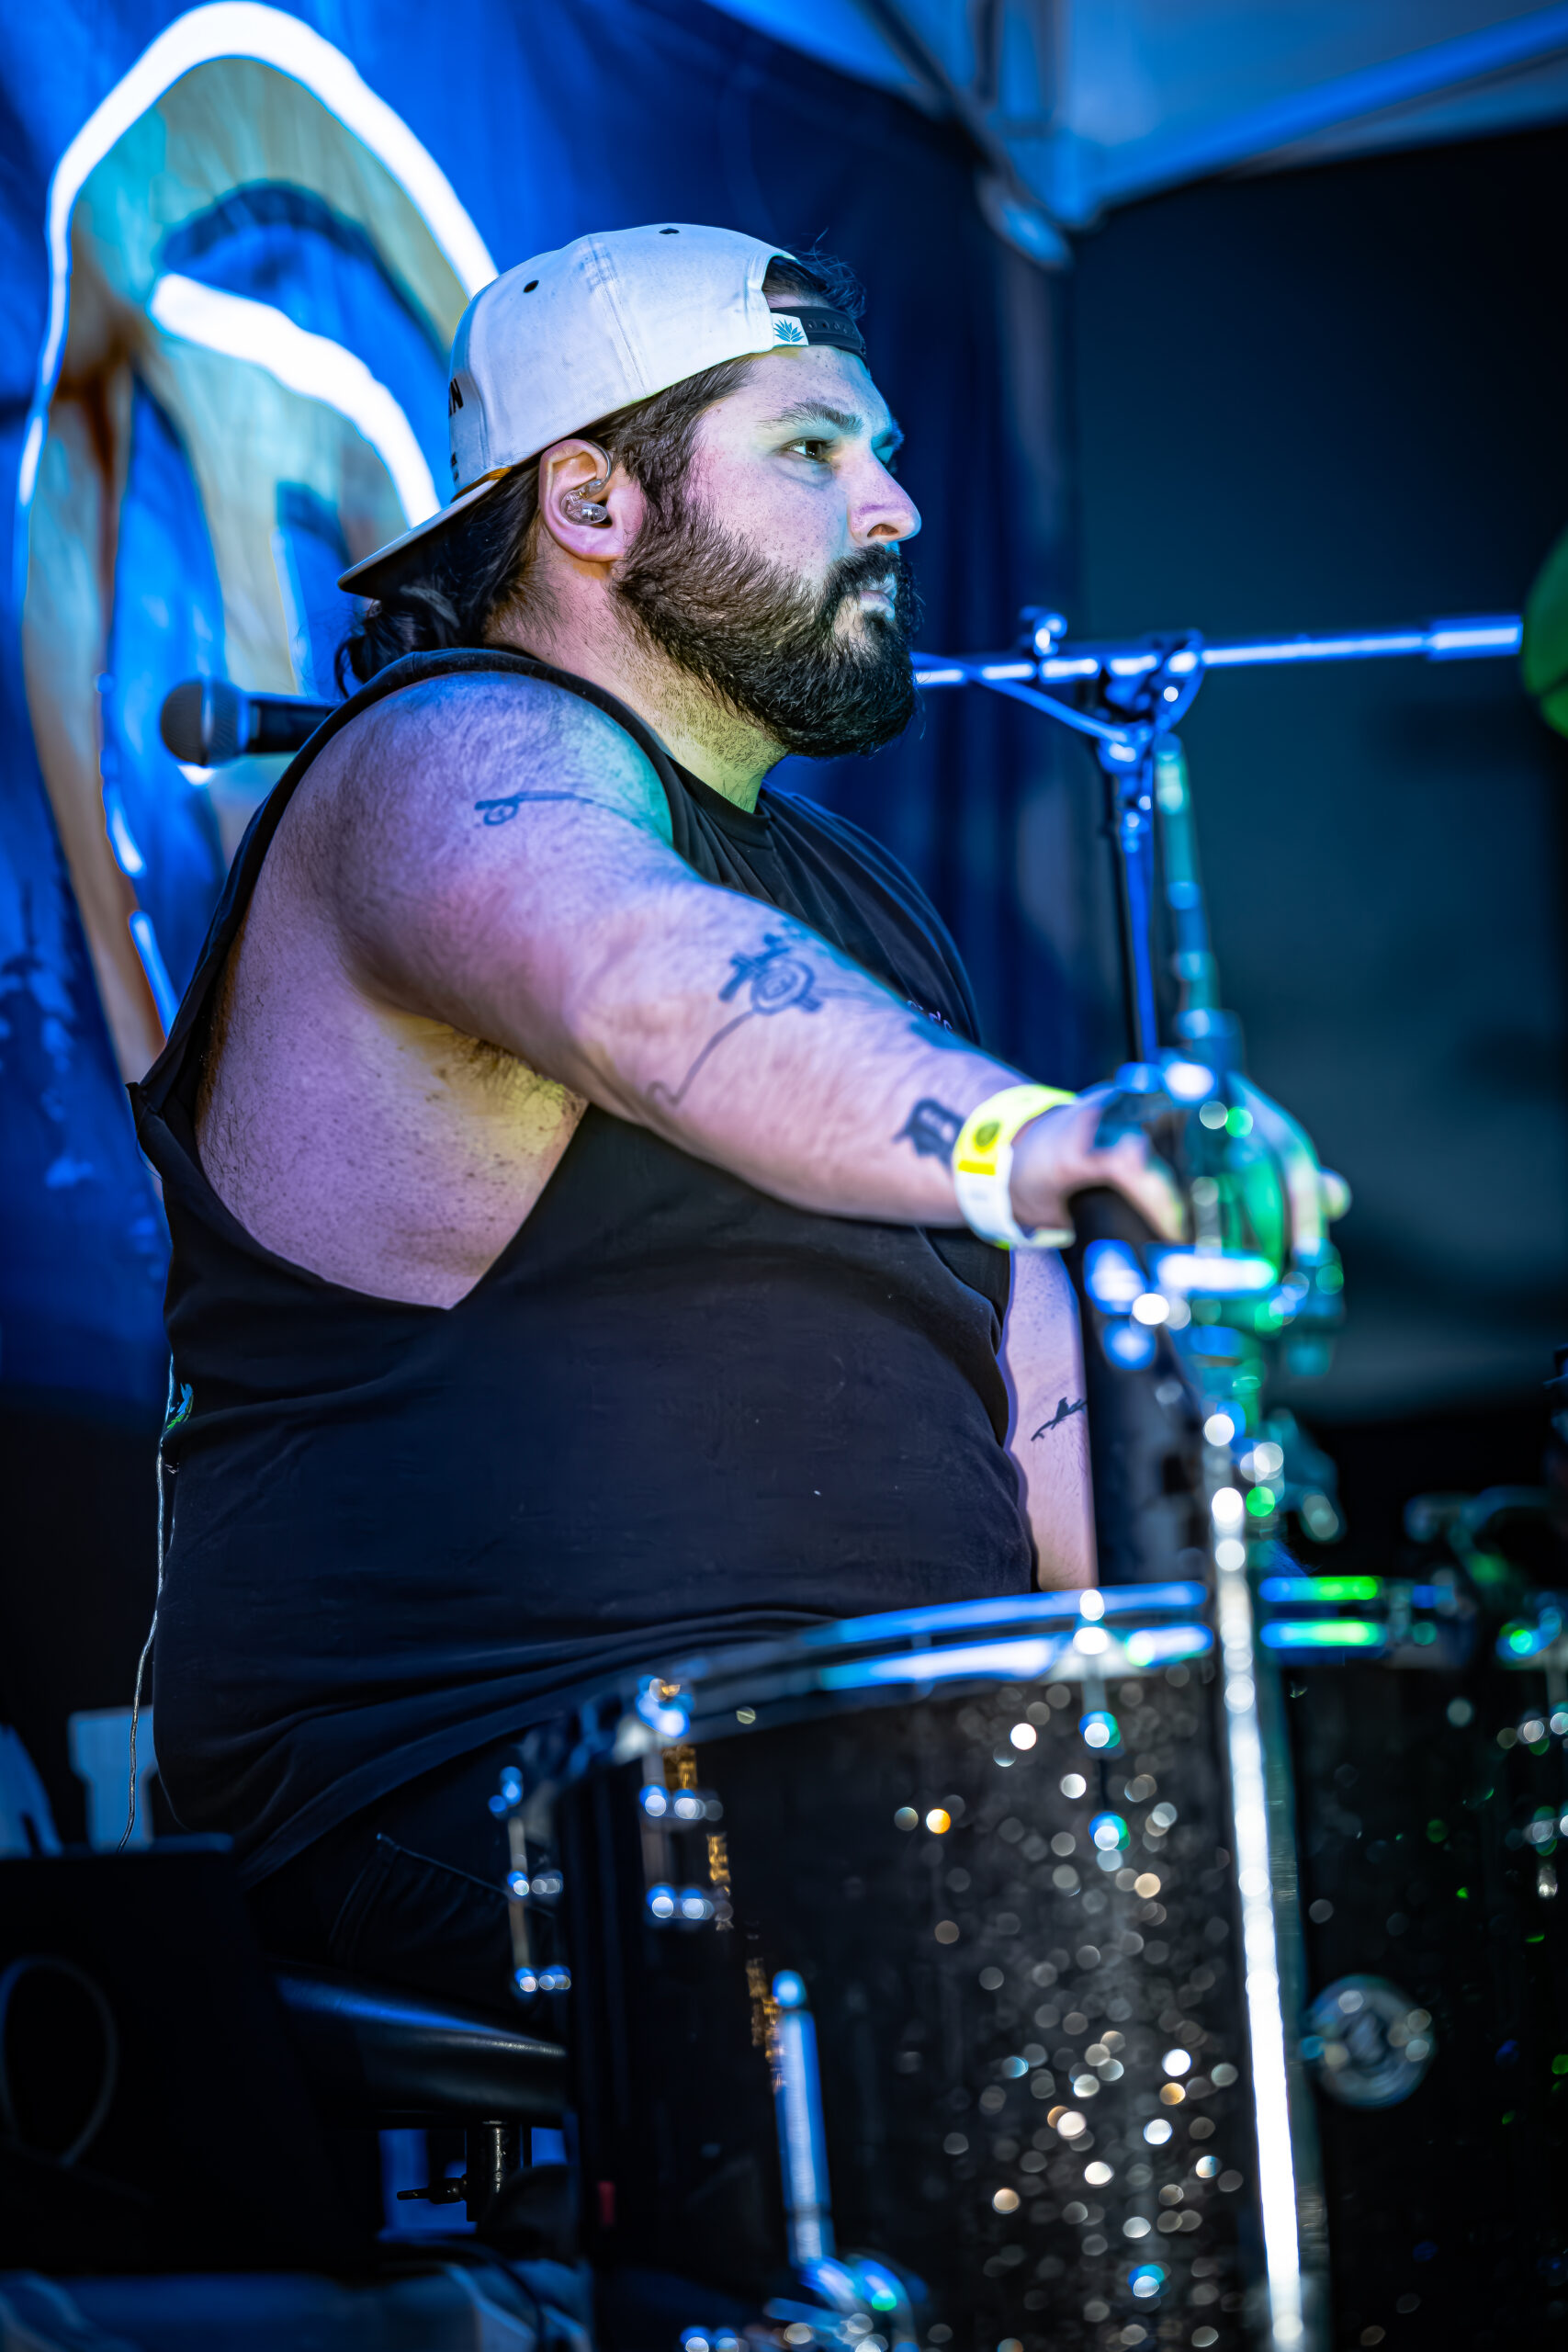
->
xmin=339 ymin=221 xmax=868 ymax=597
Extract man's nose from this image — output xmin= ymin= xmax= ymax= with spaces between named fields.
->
xmin=852 ymin=458 xmax=919 ymax=548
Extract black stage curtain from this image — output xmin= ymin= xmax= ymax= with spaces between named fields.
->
xmin=1070 ymin=119 xmax=1568 ymax=1427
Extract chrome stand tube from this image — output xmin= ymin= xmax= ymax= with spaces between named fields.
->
xmin=1209 ymin=1464 xmax=1327 ymax=2350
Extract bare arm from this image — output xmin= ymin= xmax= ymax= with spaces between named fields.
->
xmin=302 ymin=675 xmax=1178 ymax=1233
xmin=1000 ymin=1250 xmax=1096 ymax=1589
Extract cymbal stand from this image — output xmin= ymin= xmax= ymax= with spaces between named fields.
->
xmin=938 ymin=613 xmax=1337 ymax=2352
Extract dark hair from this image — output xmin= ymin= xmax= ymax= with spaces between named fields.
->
xmin=337 ymin=249 xmax=863 ymax=690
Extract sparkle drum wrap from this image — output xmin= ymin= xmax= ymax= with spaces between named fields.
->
xmin=558 ymin=1590 xmax=1263 ymax=2350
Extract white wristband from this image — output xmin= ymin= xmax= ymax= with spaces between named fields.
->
xmin=953 ymin=1084 xmax=1077 ymax=1251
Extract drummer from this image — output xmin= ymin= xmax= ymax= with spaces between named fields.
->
xmin=133 ymin=225 xmax=1178 ymax=2009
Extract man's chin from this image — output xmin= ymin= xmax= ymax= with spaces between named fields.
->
xmin=836 ymin=599 xmax=897 ymax=640
xmin=761 ymin=660 xmax=916 ymax=760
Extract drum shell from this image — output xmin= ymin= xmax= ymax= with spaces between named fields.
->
xmin=559 ymin=1637 xmax=1256 ymax=2346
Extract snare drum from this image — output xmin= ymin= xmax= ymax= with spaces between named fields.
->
xmin=557 ymin=1588 xmax=1258 ymax=2352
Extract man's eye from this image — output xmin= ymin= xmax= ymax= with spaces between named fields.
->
xmin=784 ymin=438 xmax=831 ymax=462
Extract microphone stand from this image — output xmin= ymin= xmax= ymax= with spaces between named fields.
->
xmin=913 ymin=609 xmax=1519 ymax=1069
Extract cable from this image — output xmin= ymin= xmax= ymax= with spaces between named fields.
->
xmin=118 ymin=1361 xmax=185 ymax=1852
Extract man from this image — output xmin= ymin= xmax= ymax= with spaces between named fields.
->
xmin=134 ymin=226 xmax=1175 ymax=2009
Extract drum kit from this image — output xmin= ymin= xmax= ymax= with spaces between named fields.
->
xmin=167 ymin=603 xmax=1558 ymax=2346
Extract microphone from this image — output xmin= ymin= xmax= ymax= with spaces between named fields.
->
xmin=159 ymin=679 xmax=331 ymax=767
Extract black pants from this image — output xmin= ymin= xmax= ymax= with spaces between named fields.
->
xmin=247 ymin=1739 xmax=525 ymax=2017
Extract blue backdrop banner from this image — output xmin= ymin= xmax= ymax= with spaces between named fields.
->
xmin=0 ymin=0 xmax=1080 ymax=1413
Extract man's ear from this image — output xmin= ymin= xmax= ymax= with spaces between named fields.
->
xmin=536 ymin=438 xmax=644 ymax=565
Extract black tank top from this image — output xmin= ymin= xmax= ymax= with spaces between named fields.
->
xmin=132 ymin=650 xmax=1032 ymax=1883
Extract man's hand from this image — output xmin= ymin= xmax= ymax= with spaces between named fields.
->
xmin=1010 ymin=1091 xmax=1186 ymax=1246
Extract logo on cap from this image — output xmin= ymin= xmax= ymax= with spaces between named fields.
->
xmin=771 ymin=314 xmax=808 ymax=346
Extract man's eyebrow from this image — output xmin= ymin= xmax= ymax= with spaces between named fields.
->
xmin=761 ymin=399 xmax=903 ymax=450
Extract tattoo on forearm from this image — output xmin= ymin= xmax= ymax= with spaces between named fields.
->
xmin=1033 ymin=1396 xmax=1086 ymax=1440
xmin=907 ymin=1000 xmax=969 ymax=1050
xmin=649 ymin=932 xmax=856 ymax=1110
xmin=897 ymin=1098 xmax=964 ymax=1164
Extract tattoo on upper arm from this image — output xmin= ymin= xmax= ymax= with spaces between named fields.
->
xmin=649 ymin=931 xmax=858 ymax=1110
xmin=473 ymin=787 xmax=607 ymax=825
xmin=1032 ymin=1396 xmax=1086 ymax=1440
xmin=897 ymin=1098 xmax=964 ymax=1163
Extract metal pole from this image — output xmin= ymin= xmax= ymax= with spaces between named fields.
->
xmin=912 ymin=612 xmax=1521 ymax=693
xmin=996 ymin=612 xmax=1367 ymax=2349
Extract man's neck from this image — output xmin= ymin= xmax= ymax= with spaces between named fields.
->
xmin=492 ymin=610 xmax=782 ymax=812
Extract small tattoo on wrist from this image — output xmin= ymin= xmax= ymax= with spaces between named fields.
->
xmin=1032 ymin=1396 xmax=1086 ymax=1439
xmin=897 ymin=1098 xmax=964 ymax=1164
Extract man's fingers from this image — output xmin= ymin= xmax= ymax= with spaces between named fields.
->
xmin=1010 ymin=1101 xmax=1187 ymax=1243
xmin=1095 ymin=1134 xmax=1186 ymax=1241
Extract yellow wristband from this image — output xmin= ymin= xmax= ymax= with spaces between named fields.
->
xmin=953 ymin=1083 xmax=1077 ymax=1251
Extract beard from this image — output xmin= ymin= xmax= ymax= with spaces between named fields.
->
xmin=610 ymin=494 xmax=922 ymax=760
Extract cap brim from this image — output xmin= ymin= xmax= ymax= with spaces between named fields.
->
xmin=337 ymin=477 xmax=502 ymax=597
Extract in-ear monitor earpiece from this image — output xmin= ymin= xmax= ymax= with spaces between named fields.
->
xmin=562 ymin=443 xmax=613 ymax=527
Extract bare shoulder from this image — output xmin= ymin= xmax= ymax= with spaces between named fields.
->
xmin=291 ymin=671 xmax=673 ymax=870
xmin=259 ymin=669 xmax=680 ymax=1018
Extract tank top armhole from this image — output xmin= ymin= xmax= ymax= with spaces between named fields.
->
xmin=130 ymin=648 xmax=695 ymax=1134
